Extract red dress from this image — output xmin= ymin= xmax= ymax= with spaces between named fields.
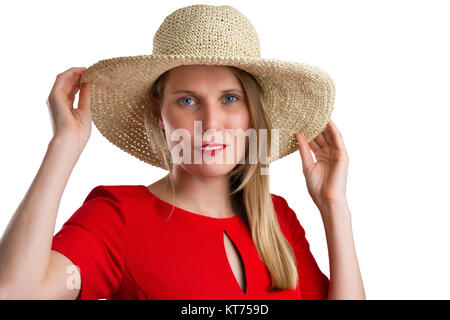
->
xmin=51 ymin=185 xmax=329 ymax=300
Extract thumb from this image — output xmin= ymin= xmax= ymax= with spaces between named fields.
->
xmin=78 ymin=81 xmax=91 ymax=114
xmin=295 ymin=132 xmax=314 ymax=173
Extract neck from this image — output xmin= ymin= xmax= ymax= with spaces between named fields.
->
xmin=160 ymin=165 xmax=237 ymax=219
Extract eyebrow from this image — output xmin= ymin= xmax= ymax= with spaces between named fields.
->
xmin=172 ymin=89 xmax=244 ymax=95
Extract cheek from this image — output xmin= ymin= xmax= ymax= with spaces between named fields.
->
xmin=162 ymin=107 xmax=191 ymax=132
xmin=160 ymin=111 xmax=181 ymax=147
xmin=228 ymin=107 xmax=250 ymax=131
xmin=227 ymin=108 xmax=250 ymax=157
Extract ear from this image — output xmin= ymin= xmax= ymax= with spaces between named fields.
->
xmin=159 ymin=118 xmax=165 ymax=130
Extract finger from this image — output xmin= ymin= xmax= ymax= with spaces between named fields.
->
xmin=322 ymin=121 xmax=333 ymax=145
xmin=314 ymin=131 xmax=328 ymax=148
xmin=295 ymin=132 xmax=315 ymax=172
xmin=309 ymin=138 xmax=321 ymax=153
xmin=327 ymin=119 xmax=346 ymax=151
xmin=50 ymin=68 xmax=87 ymax=110
xmin=78 ymin=81 xmax=91 ymax=112
xmin=52 ymin=67 xmax=87 ymax=96
xmin=68 ymin=83 xmax=80 ymax=102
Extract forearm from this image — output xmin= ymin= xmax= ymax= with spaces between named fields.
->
xmin=319 ymin=202 xmax=366 ymax=300
xmin=0 ymin=136 xmax=80 ymax=293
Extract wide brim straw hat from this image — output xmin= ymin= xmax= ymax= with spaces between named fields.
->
xmin=80 ymin=4 xmax=335 ymax=170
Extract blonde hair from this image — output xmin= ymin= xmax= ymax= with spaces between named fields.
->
xmin=143 ymin=65 xmax=298 ymax=291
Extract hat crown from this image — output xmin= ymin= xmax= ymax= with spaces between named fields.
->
xmin=152 ymin=4 xmax=261 ymax=57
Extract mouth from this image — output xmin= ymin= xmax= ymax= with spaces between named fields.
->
xmin=194 ymin=143 xmax=227 ymax=156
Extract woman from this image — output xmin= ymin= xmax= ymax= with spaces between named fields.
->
xmin=0 ymin=4 xmax=365 ymax=300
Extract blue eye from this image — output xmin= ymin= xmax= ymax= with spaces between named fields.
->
xmin=178 ymin=94 xmax=239 ymax=106
xmin=180 ymin=97 xmax=194 ymax=106
xmin=224 ymin=95 xmax=238 ymax=103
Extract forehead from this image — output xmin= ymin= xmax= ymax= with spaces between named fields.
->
xmin=165 ymin=65 xmax=242 ymax=93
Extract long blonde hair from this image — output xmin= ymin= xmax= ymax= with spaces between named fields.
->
xmin=143 ymin=65 xmax=298 ymax=290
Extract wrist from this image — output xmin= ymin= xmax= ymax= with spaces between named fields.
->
xmin=318 ymin=198 xmax=349 ymax=213
xmin=48 ymin=135 xmax=83 ymax=162
xmin=318 ymin=200 xmax=351 ymax=223
xmin=50 ymin=134 xmax=84 ymax=153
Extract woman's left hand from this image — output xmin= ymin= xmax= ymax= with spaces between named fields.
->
xmin=295 ymin=119 xmax=349 ymax=212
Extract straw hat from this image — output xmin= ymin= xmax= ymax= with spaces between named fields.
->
xmin=80 ymin=4 xmax=335 ymax=170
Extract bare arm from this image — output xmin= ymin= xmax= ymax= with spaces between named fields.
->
xmin=0 ymin=67 xmax=91 ymax=299
xmin=321 ymin=201 xmax=366 ymax=300
xmin=295 ymin=119 xmax=365 ymax=299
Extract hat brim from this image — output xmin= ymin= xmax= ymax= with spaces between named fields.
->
xmin=80 ymin=54 xmax=335 ymax=169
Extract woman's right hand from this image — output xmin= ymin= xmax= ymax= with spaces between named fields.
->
xmin=46 ymin=67 xmax=92 ymax=154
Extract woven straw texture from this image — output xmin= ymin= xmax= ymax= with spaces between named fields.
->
xmin=80 ymin=4 xmax=335 ymax=170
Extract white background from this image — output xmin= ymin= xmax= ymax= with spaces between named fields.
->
xmin=1 ymin=0 xmax=449 ymax=300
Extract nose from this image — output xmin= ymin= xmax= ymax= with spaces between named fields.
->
xmin=200 ymin=100 xmax=223 ymax=135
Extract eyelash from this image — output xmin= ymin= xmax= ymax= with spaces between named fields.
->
xmin=178 ymin=94 xmax=240 ymax=106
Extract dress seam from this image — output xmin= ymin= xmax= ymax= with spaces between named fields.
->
xmin=125 ymin=264 xmax=149 ymax=299
xmin=115 ymin=197 xmax=129 ymax=297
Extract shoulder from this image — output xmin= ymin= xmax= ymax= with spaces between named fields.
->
xmin=270 ymin=193 xmax=304 ymax=231
xmin=270 ymin=193 xmax=309 ymax=249
xmin=83 ymin=185 xmax=148 ymax=205
xmin=270 ymin=192 xmax=297 ymax=228
xmin=270 ymin=192 xmax=288 ymax=208
xmin=68 ymin=185 xmax=148 ymax=224
xmin=56 ymin=186 xmax=147 ymax=232
xmin=270 ymin=192 xmax=291 ymax=217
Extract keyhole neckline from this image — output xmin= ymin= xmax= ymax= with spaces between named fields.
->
xmin=140 ymin=185 xmax=241 ymax=222
xmin=223 ymin=230 xmax=248 ymax=295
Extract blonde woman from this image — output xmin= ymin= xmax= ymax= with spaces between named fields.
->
xmin=0 ymin=5 xmax=364 ymax=300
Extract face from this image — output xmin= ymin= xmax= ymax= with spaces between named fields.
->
xmin=159 ymin=65 xmax=250 ymax=178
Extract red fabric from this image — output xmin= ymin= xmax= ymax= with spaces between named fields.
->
xmin=51 ymin=185 xmax=329 ymax=300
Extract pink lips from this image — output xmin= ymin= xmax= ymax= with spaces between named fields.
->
xmin=194 ymin=143 xmax=227 ymax=156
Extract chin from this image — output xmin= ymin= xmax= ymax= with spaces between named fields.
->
xmin=182 ymin=163 xmax=237 ymax=179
